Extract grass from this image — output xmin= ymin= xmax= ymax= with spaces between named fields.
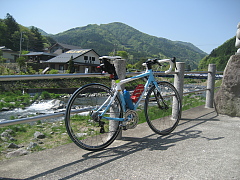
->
xmin=0 ymin=90 xmax=32 ymax=110
xmin=182 ymin=94 xmax=205 ymax=111
xmin=0 ymin=92 xmax=206 ymax=161
xmin=0 ymin=120 xmax=72 ymax=161
xmin=137 ymin=94 xmax=205 ymax=123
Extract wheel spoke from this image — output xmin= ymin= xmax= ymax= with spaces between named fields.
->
xmin=145 ymin=81 xmax=181 ymax=135
xmin=65 ymin=84 xmax=122 ymax=151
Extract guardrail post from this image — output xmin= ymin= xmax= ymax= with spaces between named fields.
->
xmin=110 ymin=59 xmax=126 ymax=140
xmin=205 ymin=64 xmax=216 ymax=108
xmin=173 ymin=62 xmax=185 ymax=118
xmin=174 ymin=62 xmax=185 ymax=101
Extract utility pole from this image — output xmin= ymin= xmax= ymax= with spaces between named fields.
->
xmin=19 ymin=31 xmax=25 ymax=57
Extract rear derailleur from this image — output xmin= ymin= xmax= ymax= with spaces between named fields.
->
xmin=90 ymin=111 xmax=105 ymax=133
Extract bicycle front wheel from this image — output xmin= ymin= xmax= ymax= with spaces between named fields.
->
xmin=65 ymin=83 xmax=123 ymax=151
xmin=145 ymin=81 xmax=181 ymax=135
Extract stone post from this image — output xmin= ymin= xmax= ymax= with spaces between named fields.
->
xmin=205 ymin=64 xmax=216 ymax=108
xmin=173 ymin=62 xmax=185 ymax=118
xmin=110 ymin=59 xmax=126 ymax=140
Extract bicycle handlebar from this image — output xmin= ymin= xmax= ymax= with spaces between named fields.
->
xmin=142 ymin=57 xmax=176 ymax=74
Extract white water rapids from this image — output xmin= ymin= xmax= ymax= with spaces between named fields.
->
xmin=0 ymin=99 xmax=66 ymax=122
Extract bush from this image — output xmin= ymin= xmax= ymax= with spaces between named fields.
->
xmin=41 ymin=91 xmax=51 ymax=99
xmin=48 ymin=69 xmax=59 ymax=74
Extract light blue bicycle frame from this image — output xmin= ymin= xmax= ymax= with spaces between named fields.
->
xmin=96 ymin=69 xmax=160 ymax=122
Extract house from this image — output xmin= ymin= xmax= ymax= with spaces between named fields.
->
xmin=46 ymin=49 xmax=100 ymax=73
xmin=49 ymin=42 xmax=82 ymax=55
xmin=0 ymin=46 xmax=19 ymax=63
xmin=22 ymin=52 xmax=57 ymax=63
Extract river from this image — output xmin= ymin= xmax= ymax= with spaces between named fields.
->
xmin=0 ymin=99 xmax=66 ymax=122
xmin=0 ymin=84 xmax=206 ymax=123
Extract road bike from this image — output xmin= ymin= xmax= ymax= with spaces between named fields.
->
xmin=65 ymin=57 xmax=181 ymax=151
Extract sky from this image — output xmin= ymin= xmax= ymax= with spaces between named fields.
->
xmin=0 ymin=0 xmax=239 ymax=54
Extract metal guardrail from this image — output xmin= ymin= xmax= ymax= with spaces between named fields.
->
xmin=0 ymin=69 xmax=223 ymax=127
xmin=0 ymin=73 xmax=108 ymax=81
xmin=0 ymin=71 xmax=223 ymax=81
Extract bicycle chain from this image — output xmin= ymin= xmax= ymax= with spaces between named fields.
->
xmin=123 ymin=110 xmax=139 ymax=130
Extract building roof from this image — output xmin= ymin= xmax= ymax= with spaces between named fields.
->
xmin=22 ymin=52 xmax=57 ymax=56
xmin=0 ymin=46 xmax=18 ymax=53
xmin=46 ymin=49 xmax=98 ymax=63
xmin=50 ymin=42 xmax=82 ymax=50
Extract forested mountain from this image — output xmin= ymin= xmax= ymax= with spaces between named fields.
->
xmin=28 ymin=26 xmax=51 ymax=36
xmin=52 ymin=22 xmax=207 ymax=70
xmin=0 ymin=14 xmax=207 ymax=70
xmin=198 ymin=37 xmax=237 ymax=71
xmin=173 ymin=41 xmax=206 ymax=54
xmin=0 ymin=14 xmax=55 ymax=52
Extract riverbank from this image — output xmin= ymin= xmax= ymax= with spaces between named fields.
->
xmin=0 ymin=90 xmax=66 ymax=113
xmin=0 ymin=93 xmax=205 ymax=161
xmin=0 ymin=120 xmax=71 ymax=160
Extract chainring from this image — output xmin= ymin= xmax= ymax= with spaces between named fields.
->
xmin=124 ymin=110 xmax=139 ymax=129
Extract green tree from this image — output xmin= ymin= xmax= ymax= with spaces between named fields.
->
xmin=116 ymin=51 xmax=129 ymax=59
xmin=68 ymin=56 xmax=75 ymax=73
xmin=4 ymin=13 xmax=20 ymax=51
xmin=16 ymin=56 xmax=26 ymax=72
xmin=0 ymin=20 xmax=7 ymax=46
xmin=30 ymin=26 xmax=44 ymax=51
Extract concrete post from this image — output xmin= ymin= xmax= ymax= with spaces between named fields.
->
xmin=174 ymin=62 xmax=185 ymax=100
xmin=173 ymin=62 xmax=185 ymax=119
xmin=113 ymin=59 xmax=126 ymax=90
xmin=110 ymin=59 xmax=126 ymax=140
xmin=205 ymin=64 xmax=216 ymax=108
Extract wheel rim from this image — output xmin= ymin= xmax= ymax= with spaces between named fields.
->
xmin=65 ymin=84 xmax=122 ymax=150
xmin=145 ymin=82 xmax=181 ymax=135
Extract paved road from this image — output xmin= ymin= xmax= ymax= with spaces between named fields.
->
xmin=0 ymin=105 xmax=240 ymax=180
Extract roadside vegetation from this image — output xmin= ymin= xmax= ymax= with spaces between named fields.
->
xmin=0 ymin=120 xmax=71 ymax=161
xmin=0 ymin=90 xmax=63 ymax=111
xmin=0 ymin=91 xmax=206 ymax=161
xmin=0 ymin=76 xmax=215 ymax=161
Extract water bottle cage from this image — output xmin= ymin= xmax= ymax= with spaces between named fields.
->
xmin=99 ymin=59 xmax=118 ymax=80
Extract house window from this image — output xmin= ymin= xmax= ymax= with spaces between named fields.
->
xmin=92 ymin=57 xmax=95 ymax=61
xmin=84 ymin=56 xmax=88 ymax=60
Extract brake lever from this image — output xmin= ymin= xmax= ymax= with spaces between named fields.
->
xmin=156 ymin=61 xmax=162 ymax=67
xmin=172 ymin=57 xmax=177 ymax=70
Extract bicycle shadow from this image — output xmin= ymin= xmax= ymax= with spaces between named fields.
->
xmin=22 ymin=108 xmax=223 ymax=180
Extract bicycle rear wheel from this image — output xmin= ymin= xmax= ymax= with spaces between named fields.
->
xmin=65 ymin=83 xmax=123 ymax=151
xmin=145 ymin=81 xmax=181 ymax=135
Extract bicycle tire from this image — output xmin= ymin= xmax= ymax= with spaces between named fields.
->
xmin=65 ymin=83 xmax=123 ymax=151
xmin=144 ymin=81 xmax=181 ymax=135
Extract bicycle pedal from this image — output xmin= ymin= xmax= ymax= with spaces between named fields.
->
xmin=120 ymin=124 xmax=127 ymax=130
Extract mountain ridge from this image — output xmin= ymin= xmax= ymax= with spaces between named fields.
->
xmin=198 ymin=37 xmax=237 ymax=71
xmin=41 ymin=22 xmax=207 ymax=69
